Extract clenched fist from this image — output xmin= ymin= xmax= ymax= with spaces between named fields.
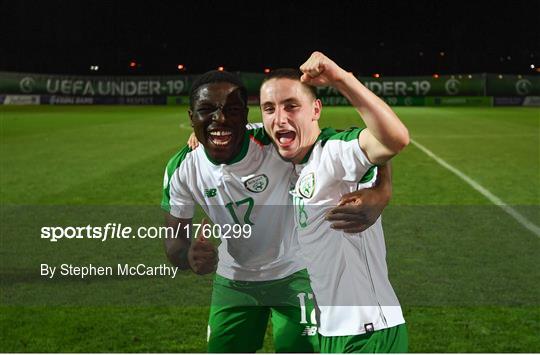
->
xmin=299 ymin=51 xmax=350 ymax=87
xmin=188 ymin=219 xmax=218 ymax=275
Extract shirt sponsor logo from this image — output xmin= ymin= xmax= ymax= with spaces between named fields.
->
xmin=244 ymin=174 xmax=268 ymax=193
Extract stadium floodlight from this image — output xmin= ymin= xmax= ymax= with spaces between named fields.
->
xmin=264 ymin=68 xmax=270 ymax=74
xmin=177 ymin=64 xmax=185 ymax=71
xmin=217 ymin=66 xmax=224 ymax=71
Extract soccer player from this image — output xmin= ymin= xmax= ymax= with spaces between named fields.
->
xmin=161 ymin=70 xmax=393 ymax=352
xmin=259 ymin=52 xmax=409 ymax=353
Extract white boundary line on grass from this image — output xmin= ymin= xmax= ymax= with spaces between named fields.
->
xmin=410 ymin=138 xmax=540 ymax=238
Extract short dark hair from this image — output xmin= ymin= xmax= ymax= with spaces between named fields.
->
xmin=189 ymin=70 xmax=248 ymax=108
xmin=261 ymin=68 xmax=318 ymax=99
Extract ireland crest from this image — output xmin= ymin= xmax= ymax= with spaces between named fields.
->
xmin=244 ymin=174 xmax=268 ymax=193
xmin=298 ymin=173 xmax=315 ymax=199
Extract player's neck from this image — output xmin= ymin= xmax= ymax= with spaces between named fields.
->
xmin=291 ymin=129 xmax=321 ymax=164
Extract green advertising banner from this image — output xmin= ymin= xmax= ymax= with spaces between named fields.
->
xmin=239 ymin=74 xmax=488 ymax=97
xmin=253 ymin=74 xmax=538 ymax=97
xmin=166 ymin=96 xmax=189 ymax=105
xmin=383 ymin=96 xmax=426 ymax=106
xmin=0 ymin=72 xmax=190 ymax=96
xmin=424 ymin=96 xmax=493 ymax=106
xmin=1 ymin=71 xmax=538 ymax=98
xmin=316 ymin=75 xmax=486 ymax=97
xmin=486 ymin=74 xmax=540 ymax=96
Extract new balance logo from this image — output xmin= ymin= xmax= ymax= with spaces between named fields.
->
xmin=205 ymin=188 xmax=217 ymax=198
xmin=301 ymin=326 xmax=318 ymax=336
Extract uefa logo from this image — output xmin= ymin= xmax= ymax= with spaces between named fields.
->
xmin=444 ymin=78 xmax=461 ymax=95
xmin=19 ymin=77 xmax=35 ymax=93
xmin=515 ymin=79 xmax=532 ymax=95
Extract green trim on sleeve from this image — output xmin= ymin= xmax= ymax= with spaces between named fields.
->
xmin=327 ymin=127 xmax=364 ymax=142
xmin=299 ymin=127 xmax=365 ymax=164
xmin=161 ymin=145 xmax=192 ymax=212
xmin=329 ymin=127 xmax=374 ymax=184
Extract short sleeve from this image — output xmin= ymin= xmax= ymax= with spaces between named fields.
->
xmin=161 ymin=147 xmax=196 ymax=219
xmin=322 ymin=128 xmax=374 ymax=183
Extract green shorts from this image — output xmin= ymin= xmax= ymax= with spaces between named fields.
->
xmin=207 ymin=269 xmax=320 ymax=353
xmin=320 ymin=323 xmax=408 ymax=353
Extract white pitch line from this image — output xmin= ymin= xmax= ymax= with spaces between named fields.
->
xmin=410 ymin=138 xmax=540 ymax=238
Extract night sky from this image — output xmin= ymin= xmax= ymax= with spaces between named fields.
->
xmin=1 ymin=0 xmax=539 ymax=76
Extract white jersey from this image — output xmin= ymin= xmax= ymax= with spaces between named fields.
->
xmin=162 ymin=126 xmax=305 ymax=281
xmin=292 ymin=127 xmax=405 ymax=337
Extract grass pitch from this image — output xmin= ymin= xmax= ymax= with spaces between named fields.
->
xmin=1 ymin=105 xmax=539 ymax=352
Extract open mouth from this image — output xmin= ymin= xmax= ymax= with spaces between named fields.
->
xmin=208 ymin=129 xmax=233 ymax=146
xmin=275 ymin=130 xmax=296 ymax=147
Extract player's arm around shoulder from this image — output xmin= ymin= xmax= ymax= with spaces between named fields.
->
xmin=327 ymin=163 xmax=392 ymax=233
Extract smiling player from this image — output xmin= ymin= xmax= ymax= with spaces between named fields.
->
xmin=259 ymin=52 xmax=409 ymax=353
